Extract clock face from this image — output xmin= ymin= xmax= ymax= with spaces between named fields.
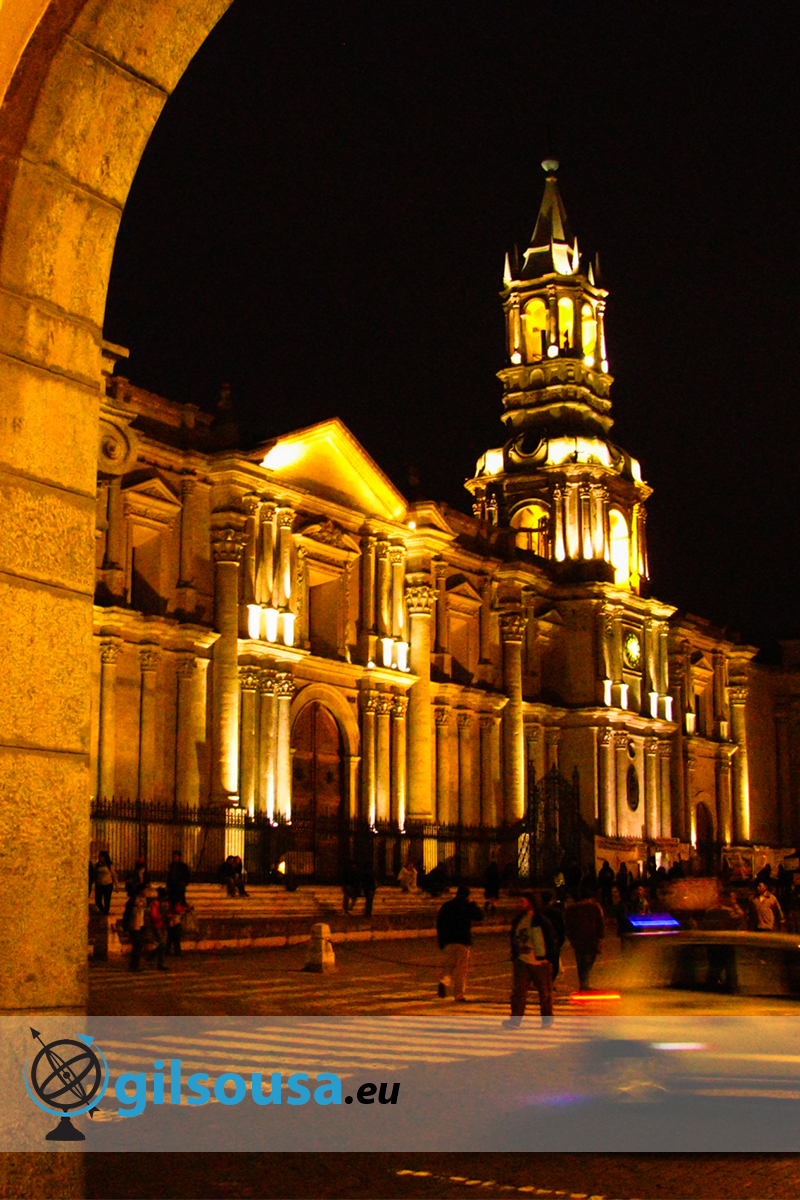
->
xmin=623 ymin=631 xmax=642 ymax=669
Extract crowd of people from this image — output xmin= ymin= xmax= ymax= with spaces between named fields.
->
xmin=89 ymin=848 xmax=194 ymax=971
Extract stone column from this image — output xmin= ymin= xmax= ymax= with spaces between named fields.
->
xmin=479 ymin=578 xmax=492 ymax=663
xmin=376 ymin=541 xmax=391 ymax=638
xmin=716 ymin=749 xmax=733 ymax=846
xmin=457 ymin=711 xmax=477 ymax=824
xmin=360 ymin=534 xmax=377 ymax=651
xmin=376 ymin=694 xmax=392 ymax=822
xmin=685 ymin=753 xmax=697 ymax=846
xmin=211 ymin=528 xmax=244 ymax=804
xmin=345 ymin=754 xmax=361 ymax=820
xmin=176 ymin=478 xmax=198 ymax=616
xmin=98 ymin=641 xmax=120 ymax=800
xmin=434 ymin=561 xmax=449 ymax=654
xmin=256 ymin=503 xmax=276 ymax=606
xmin=239 ymin=668 xmax=260 ymax=817
xmin=435 ymin=707 xmax=451 ymax=825
xmin=553 ymin=485 xmax=565 ymax=561
xmin=729 ymin=686 xmax=750 ymax=842
xmin=103 ymin=477 xmax=126 ymax=602
xmin=644 ymin=737 xmax=659 ymax=839
xmin=614 ymin=731 xmax=629 ymax=835
xmin=545 ymin=726 xmax=561 ymax=774
xmin=391 ymin=696 xmax=408 ymax=828
xmin=361 ymin=691 xmax=378 ymax=824
xmin=406 ymin=582 xmax=435 ymax=820
xmin=479 ymin=715 xmax=497 ymax=826
xmin=275 ymin=508 xmax=295 ymax=611
xmin=390 ymin=546 xmax=406 ymax=642
xmin=241 ymin=496 xmax=260 ymax=616
xmin=500 ymin=611 xmax=527 ymax=821
xmin=258 ymin=670 xmax=277 ymax=819
xmin=175 ymin=655 xmax=197 ymax=808
xmin=138 ymin=646 xmax=160 ymax=802
xmin=599 ymin=727 xmax=616 ymax=837
xmin=296 ymin=546 xmax=310 ymax=649
xmin=275 ymin=672 xmax=295 ymax=820
xmin=658 ymin=741 xmax=672 ymax=839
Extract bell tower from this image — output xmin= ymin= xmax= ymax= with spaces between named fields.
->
xmin=466 ymin=161 xmax=651 ymax=594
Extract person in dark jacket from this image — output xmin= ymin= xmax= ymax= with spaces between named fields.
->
xmin=166 ymin=849 xmax=191 ymax=906
xmin=436 ymin=884 xmax=484 ymax=1001
xmin=483 ymin=859 xmax=501 ymax=913
xmin=540 ymin=889 xmax=565 ymax=981
xmin=361 ymin=863 xmax=377 ymax=918
xmin=503 ymin=892 xmax=557 ymax=1025
xmin=564 ymin=885 xmax=605 ymax=990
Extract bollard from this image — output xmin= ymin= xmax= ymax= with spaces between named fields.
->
xmin=93 ymin=914 xmax=124 ymax=961
xmin=304 ymin=922 xmax=336 ymax=972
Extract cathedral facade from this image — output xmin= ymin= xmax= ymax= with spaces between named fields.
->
xmin=90 ymin=165 xmax=797 ymax=884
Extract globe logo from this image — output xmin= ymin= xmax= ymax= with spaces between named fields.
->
xmin=24 ymin=1027 xmax=109 ymax=1141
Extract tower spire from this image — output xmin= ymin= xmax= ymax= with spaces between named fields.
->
xmin=522 ymin=160 xmax=579 ymax=279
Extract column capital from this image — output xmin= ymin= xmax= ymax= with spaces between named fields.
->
xmin=657 ymin=740 xmax=672 ymax=760
xmin=545 ymin=726 xmax=561 ymax=746
xmin=433 ymin=559 xmax=448 ymax=581
xmin=376 ymin=539 xmax=391 ymax=560
xmin=479 ymin=713 xmax=495 ymax=731
xmin=239 ymin=667 xmax=260 ymax=692
xmin=211 ymin=527 xmax=245 ymax=564
xmin=139 ymin=645 xmax=160 ymax=673
xmin=100 ymin=640 xmax=120 ymax=666
xmin=406 ymin=584 xmax=435 ymax=616
xmin=175 ymin=654 xmax=196 ymax=679
xmin=180 ymin=476 xmax=198 ymax=498
xmin=241 ymin=493 xmax=261 ymax=517
xmin=728 ymin=686 xmax=748 ymax=704
xmin=276 ymin=507 xmax=295 ymax=529
xmin=434 ymin=707 xmax=450 ymax=728
xmin=257 ymin=668 xmax=277 ymax=695
xmin=499 ymin=610 xmax=527 ymax=643
xmin=613 ymin=730 xmax=629 ymax=750
xmin=274 ymin=671 xmax=295 ymax=698
xmin=525 ymin=725 xmax=542 ymax=745
xmin=599 ymin=727 xmax=615 ymax=748
xmin=376 ymin=694 xmax=394 ymax=716
xmin=389 ymin=545 xmax=406 ymax=565
xmin=456 ymin=710 xmax=472 ymax=731
xmin=391 ymin=695 xmax=409 ymax=719
xmin=645 ymin=736 xmax=659 ymax=756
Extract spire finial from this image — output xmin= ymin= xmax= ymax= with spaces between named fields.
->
xmin=541 ymin=158 xmax=559 ymax=174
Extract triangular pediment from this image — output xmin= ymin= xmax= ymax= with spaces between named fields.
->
xmin=123 ymin=471 xmax=180 ymax=508
xmin=253 ymin=418 xmax=407 ymax=522
xmin=446 ymin=577 xmax=483 ymax=605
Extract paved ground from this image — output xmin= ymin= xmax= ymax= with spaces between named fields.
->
xmin=80 ymin=934 xmax=800 ymax=1199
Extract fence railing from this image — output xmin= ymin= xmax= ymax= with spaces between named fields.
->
xmin=89 ymin=798 xmax=526 ymax=887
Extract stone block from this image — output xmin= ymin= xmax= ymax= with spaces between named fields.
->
xmin=0 ymin=747 xmax=89 ymax=1011
xmin=0 ymin=475 xmax=95 ymax=594
xmin=0 ymin=289 xmax=101 ymax=388
xmin=0 ymin=580 xmax=92 ymax=752
xmin=0 ymin=358 xmax=99 ymax=493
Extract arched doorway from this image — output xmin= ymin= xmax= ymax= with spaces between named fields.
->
xmin=291 ymin=701 xmax=344 ymax=881
xmin=695 ymin=800 xmax=716 ymax=875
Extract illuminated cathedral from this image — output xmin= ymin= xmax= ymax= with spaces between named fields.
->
xmin=90 ymin=163 xmax=799 ymax=883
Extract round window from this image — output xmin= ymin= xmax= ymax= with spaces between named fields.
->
xmin=626 ymin=764 xmax=640 ymax=812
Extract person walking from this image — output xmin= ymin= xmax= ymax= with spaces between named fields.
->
xmin=483 ymin=859 xmax=501 ymax=914
xmin=598 ymin=859 xmax=615 ymax=912
xmin=125 ymin=883 xmax=150 ymax=972
xmin=93 ymin=850 xmax=118 ymax=915
xmin=361 ymin=862 xmax=377 ymax=918
xmin=166 ymin=849 xmax=191 ymax=906
xmin=503 ymin=892 xmax=556 ymax=1026
xmin=749 ymin=880 xmax=783 ymax=931
xmin=564 ymin=885 xmax=605 ymax=991
xmin=342 ymin=861 xmax=360 ymax=914
xmin=436 ymin=884 xmax=484 ymax=1001
xmin=540 ymin=890 xmax=565 ymax=981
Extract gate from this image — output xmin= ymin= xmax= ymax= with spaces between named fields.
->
xmin=518 ymin=765 xmax=581 ymax=884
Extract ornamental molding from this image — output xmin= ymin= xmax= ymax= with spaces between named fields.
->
xmin=499 ymin=611 xmax=527 ymax=642
xmin=376 ymin=695 xmax=395 ymax=716
xmin=406 ymin=585 xmax=435 ymax=616
xmin=211 ymin=527 xmax=246 ymax=564
xmin=274 ymin=672 xmax=295 ymax=698
xmin=657 ymin=741 xmax=672 ymax=759
xmin=175 ymin=655 xmax=196 ymax=679
xmin=599 ymin=727 xmax=615 ymax=747
xmin=456 ymin=711 xmax=472 ymax=730
xmin=122 ymin=473 xmax=182 ymax=529
xmin=434 ymin=707 xmax=450 ymax=728
xmin=645 ymin=737 xmax=659 ymax=756
xmin=100 ymin=641 xmax=120 ymax=665
xmin=139 ymin=646 xmax=160 ymax=673
xmin=728 ymin=686 xmax=748 ymax=704
xmin=613 ymin=731 xmax=629 ymax=750
xmin=98 ymin=403 xmax=139 ymax=477
xmin=239 ymin=667 xmax=261 ymax=692
xmin=391 ymin=696 xmax=409 ymax=718
xmin=257 ymin=670 xmax=277 ymax=695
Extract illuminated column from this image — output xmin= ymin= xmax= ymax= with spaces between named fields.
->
xmin=435 ymin=707 xmax=452 ymax=825
xmin=360 ymin=534 xmax=377 ymax=645
xmin=241 ymin=495 xmax=260 ymax=619
xmin=614 ymin=731 xmax=629 ymax=834
xmin=361 ymin=691 xmax=378 ymax=824
xmin=256 ymin=503 xmax=276 ymax=606
xmin=596 ymin=300 xmax=607 ymax=365
xmin=376 ymin=541 xmax=391 ymax=638
xmin=97 ymin=641 xmax=120 ymax=799
xmin=176 ymin=478 xmax=198 ymax=615
xmin=239 ymin=668 xmax=259 ymax=817
xmin=608 ymin=607 xmax=625 ymax=708
xmin=729 ymin=686 xmax=750 ymax=842
xmin=565 ymin=483 xmax=580 ymax=559
xmin=103 ymin=478 xmax=126 ymax=602
xmin=258 ymin=670 xmax=277 ymax=819
xmin=599 ymin=728 xmax=616 ymax=837
xmin=211 ymin=528 xmax=244 ymax=804
xmin=275 ymin=508 xmax=294 ymax=611
xmin=579 ymin=484 xmax=592 ymax=559
xmin=390 ymin=546 xmax=406 ymax=641
xmin=345 ymin=754 xmax=361 ymax=820
xmin=685 ymin=754 xmax=697 ymax=847
xmin=434 ymin=561 xmax=449 ymax=653
xmin=296 ymin=547 xmax=310 ymax=649
xmin=138 ymin=646 xmax=160 ymax=801
xmin=500 ymin=611 xmax=527 ymax=821
xmin=644 ymin=737 xmax=659 ymax=839
xmin=592 ymin=485 xmax=607 ymax=559
xmin=658 ymin=741 xmax=672 ymax=839
xmin=553 ymin=486 xmax=565 ymax=561
xmin=275 ymin=672 xmax=295 ymax=820
xmin=480 ymin=715 xmax=497 ymax=826
xmin=479 ymin=578 xmax=492 ymax=661
xmin=406 ymin=582 xmax=435 ymax=820
xmin=716 ymin=749 xmax=733 ymax=846
xmin=376 ymin=695 xmax=392 ymax=822
xmin=545 ymin=726 xmax=560 ymax=774
xmin=391 ymin=696 xmax=408 ymax=828
xmin=175 ymin=655 xmax=197 ymax=808
xmin=457 ymin=711 xmax=477 ymax=825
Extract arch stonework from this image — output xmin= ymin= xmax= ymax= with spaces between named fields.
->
xmin=290 ymin=683 xmax=361 ymax=821
xmin=0 ymin=0 xmax=234 ymax=1014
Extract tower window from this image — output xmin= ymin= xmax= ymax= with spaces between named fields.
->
xmin=557 ymin=297 xmax=574 ymax=350
xmin=511 ymin=503 xmax=550 ymax=557
xmin=522 ymin=299 xmax=547 ymax=361
xmin=609 ymin=508 xmax=630 ymax=588
xmin=581 ymin=303 xmax=597 ymax=359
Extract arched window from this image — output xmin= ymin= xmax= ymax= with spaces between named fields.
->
xmin=511 ymin=503 xmax=550 ymax=557
xmin=581 ymin=302 xmax=597 ymax=359
xmin=609 ymin=508 xmax=630 ymax=588
xmin=557 ymin=296 xmax=574 ymax=350
xmin=522 ymin=299 xmax=547 ymax=361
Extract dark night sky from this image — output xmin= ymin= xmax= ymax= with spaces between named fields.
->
xmin=103 ymin=0 xmax=800 ymax=650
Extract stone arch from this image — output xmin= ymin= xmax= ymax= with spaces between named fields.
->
xmin=290 ymin=683 xmax=360 ymax=759
xmin=0 ymin=0 xmax=234 ymax=1013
